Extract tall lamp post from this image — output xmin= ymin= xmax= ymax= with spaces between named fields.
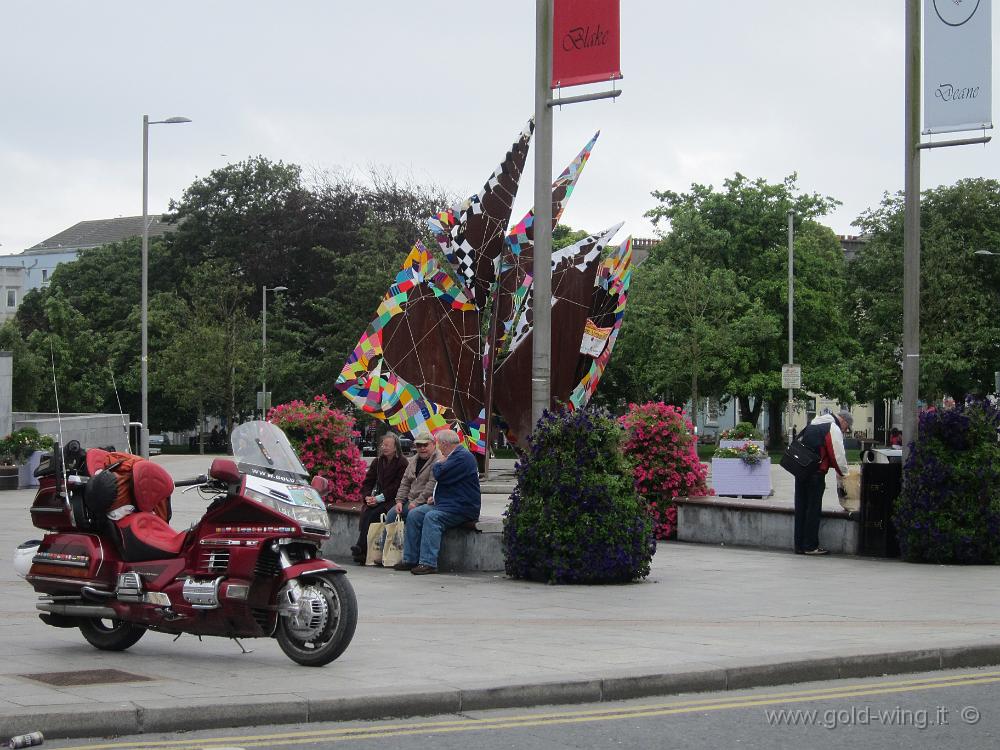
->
xmin=262 ymin=285 xmax=288 ymax=418
xmin=141 ymin=114 xmax=191 ymax=458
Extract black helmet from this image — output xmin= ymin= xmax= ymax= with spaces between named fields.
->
xmin=84 ymin=471 xmax=119 ymax=515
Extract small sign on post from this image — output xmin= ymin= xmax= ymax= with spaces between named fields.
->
xmin=256 ymin=391 xmax=271 ymax=412
xmin=782 ymin=364 xmax=802 ymax=390
xmin=995 ymin=370 xmax=999 ymax=393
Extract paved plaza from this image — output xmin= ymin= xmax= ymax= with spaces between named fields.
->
xmin=0 ymin=455 xmax=996 ymax=739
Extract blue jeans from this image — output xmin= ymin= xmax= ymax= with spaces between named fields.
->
xmin=402 ymin=504 xmax=469 ymax=568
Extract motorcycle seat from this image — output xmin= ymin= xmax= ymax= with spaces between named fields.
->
xmin=115 ymin=512 xmax=187 ymax=561
xmin=133 ymin=461 xmax=174 ymax=515
xmin=112 ymin=462 xmax=182 ymax=561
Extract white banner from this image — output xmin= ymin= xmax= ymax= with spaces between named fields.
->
xmin=924 ymin=0 xmax=992 ymax=134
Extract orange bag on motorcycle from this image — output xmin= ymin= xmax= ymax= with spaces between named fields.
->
xmin=103 ymin=451 xmax=172 ymax=522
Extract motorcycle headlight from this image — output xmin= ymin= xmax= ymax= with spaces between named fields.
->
xmin=245 ymin=487 xmax=285 ymax=515
xmin=244 ymin=487 xmax=330 ymax=534
xmin=288 ymin=506 xmax=331 ymax=534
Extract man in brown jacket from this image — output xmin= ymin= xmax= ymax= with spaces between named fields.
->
xmin=371 ymin=432 xmax=441 ymax=566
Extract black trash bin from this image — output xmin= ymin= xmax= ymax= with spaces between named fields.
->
xmin=860 ymin=461 xmax=902 ymax=557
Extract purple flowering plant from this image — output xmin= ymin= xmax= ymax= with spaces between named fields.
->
xmin=893 ymin=397 xmax=1000 ymax=564
xmin=502 ymin=405 xmax=655 ymax=584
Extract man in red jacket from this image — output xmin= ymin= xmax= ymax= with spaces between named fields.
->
xmin=794 ymin=410 xmax=852 ymax=555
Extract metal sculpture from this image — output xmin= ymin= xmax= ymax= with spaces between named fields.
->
xmin=336 ymin=121 xmax=631 ymax=453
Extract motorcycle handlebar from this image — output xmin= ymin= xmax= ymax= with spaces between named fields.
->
xmin=174 ymin=474 xmax=209 ymax=487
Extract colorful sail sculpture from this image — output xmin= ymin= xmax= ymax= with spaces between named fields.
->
xmin=336 ymin=121 xmax=632 ymax=453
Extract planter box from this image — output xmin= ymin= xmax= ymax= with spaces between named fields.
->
xmin=0 ymin=465 xmax=18 ymax=491
xmin=711 ymin=457 xmax=772 ymax=497
xmin=18 ymin=450 xmax=45 ymax=489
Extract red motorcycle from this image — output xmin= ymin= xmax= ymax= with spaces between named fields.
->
xmin=14 ymin=421 xmax=357 ymax=667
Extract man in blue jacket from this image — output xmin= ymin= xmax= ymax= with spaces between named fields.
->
xmin=395 ymin=429 xmax=481 ymax=575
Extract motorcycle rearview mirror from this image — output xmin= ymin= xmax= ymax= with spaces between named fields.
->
xmin=209 ymin=458 xmax=241 ymax=485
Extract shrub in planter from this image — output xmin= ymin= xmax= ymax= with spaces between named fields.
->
xmin=0 ymin=428 xmax=55 ymax=465
xmin=620 ymin=402 xmax=711 ymax=539
xmin=893 ymin=397 xmax=1000 ymax=564
xmin=719 ymin=421 xmax=763 ymax=441
xmin=267 ymin=395 xmax=366 ymax=505
xmin=503 ymin=406 xmax=655 ymax=584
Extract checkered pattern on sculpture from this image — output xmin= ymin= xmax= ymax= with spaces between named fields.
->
xmin=505 ymin=224 xmax=623 ymax=355
xmin=569 ymin=237 xmax=633 ymax=408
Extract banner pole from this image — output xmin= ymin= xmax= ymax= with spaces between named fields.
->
xmin=902 ymin=0 xmax=921 ymax=457
xmin=531 ymin=0 xmax=554 ymax=432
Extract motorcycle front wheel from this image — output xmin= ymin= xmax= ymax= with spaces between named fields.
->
xmin=79 ymin=617 xmax=147 ymax=651
xmin=276 ymin=572 xmax=357 ymax=667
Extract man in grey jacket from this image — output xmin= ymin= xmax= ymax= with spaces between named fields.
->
xmin=372 ymin=433 xmax=441 ymax=566
xmin=394 ymin=433 xmax=442 ymax=514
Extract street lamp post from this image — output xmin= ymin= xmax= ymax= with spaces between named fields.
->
xmin=141 ymin=114 xmax=191 ymax=458
xmin=262 ymin=285 xmax=288 ymax=418
xmin=787 ymin=209 xmax=794 ymax=445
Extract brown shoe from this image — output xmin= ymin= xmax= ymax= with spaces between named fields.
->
xmin=411 ymin=564 xmax=438 ymax=575
xmin=393 ymin=561 xmax=417 ymax=571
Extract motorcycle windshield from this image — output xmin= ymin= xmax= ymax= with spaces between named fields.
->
xmin=230 ymin=421 xmax=310 ymax=484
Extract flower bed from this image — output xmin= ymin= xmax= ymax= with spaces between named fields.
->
xmin=620 ymin=402 xmax=712 ymax=539
xmin=267 ymin=395 xmax=366 ymax=505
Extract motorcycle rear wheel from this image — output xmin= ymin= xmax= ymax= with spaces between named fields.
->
xmin=79 ymin=617 xmax=147 ymax=651
xmin=276 ymin=572 xmax=357 ymax=667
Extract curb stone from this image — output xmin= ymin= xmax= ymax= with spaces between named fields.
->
xmin=4 ymin=645 xmax=1000 ymax=740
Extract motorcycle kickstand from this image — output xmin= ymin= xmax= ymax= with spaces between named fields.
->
xmin=232 ymin=637 xmax=253 ymax=654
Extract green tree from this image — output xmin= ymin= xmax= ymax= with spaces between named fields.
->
xmin=553 ymin=223 xmax=589 ymax=250
xmin=156 ymin=261 xmax=258 ymax=436
xmin=850 ymin=178 xmax=1000 ymax=400
xmin=611 ymin=252 xmax=772 ymax=428
xmin=0 ymin=321 xmax=46 ymax=410
xmin=644 ymin=174 xmax=854 ymax=446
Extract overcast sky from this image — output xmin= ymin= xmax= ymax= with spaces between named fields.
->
xmin=3 ymin=1 xmax=999 ymax=255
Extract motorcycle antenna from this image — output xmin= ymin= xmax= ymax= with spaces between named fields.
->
xmin=48 ymin=340 xmax=69 ymax=495
xmin=109 ymin=370 xmax=132 ymax=453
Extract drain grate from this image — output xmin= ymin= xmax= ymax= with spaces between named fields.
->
xmin=19 ymin=669 xmax=153 ymax=686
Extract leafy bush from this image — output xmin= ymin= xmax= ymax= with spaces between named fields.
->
xmin=893 ymin=398 xmax=1000 ymax=564
xmin=267 ymin=395 xmax=366 ymax=505
xmin=620 ymin=402 xmax=711 ymax=539
xmin=0 ymin=427 xmax=55 ymax=465
xmin=503 ymin=406 xmax=655 ymax=584
xmin=719 ymin=421 xmax=763 ymax=441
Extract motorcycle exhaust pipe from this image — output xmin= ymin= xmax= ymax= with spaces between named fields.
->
xmin=81 ymin=585 xmax=114 ymax=600
xmin=36 ymin=603 xmax=117 ymax=618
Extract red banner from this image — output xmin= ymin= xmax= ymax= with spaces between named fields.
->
xmin=552 ymin=0 xmax=622 ymax=88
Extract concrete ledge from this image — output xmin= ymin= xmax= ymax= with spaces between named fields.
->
xmin=602 ymin=668 xmax=728 ymax=701
xmin=726 ymin=657 xmax=842 ymax=690
xmin=138 ymin=694 xmax=308 ymax=733
xmin=323 ymin=505 xmax=505 ymax=572
xmin=676 ymin=496 xmax=860 ymax=554
xmin=5 ymin=645 xmax=1000 ymax=740
xmin=0 ymin=702 xmax=140 ymax=740
xmin=308 ymin=690 xmax=463 ymax=723
xmin=461 ymin=679 xmax=603 ymax=711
